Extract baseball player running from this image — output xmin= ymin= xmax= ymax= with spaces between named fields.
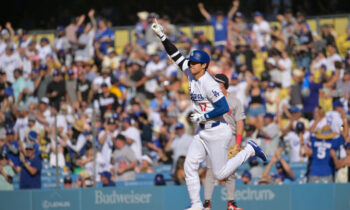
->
xmin=151 ymin=20 xmax=267 ymax=210
xmin=203 ymin=74 xmax=245 ymax=210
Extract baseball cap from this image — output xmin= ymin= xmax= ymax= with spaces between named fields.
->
xmin=122 ymin=117 xmax=131 ymax=124
xmin=254 ymin=11 xmax=263 ymax=17
xmin=28 ymin=131 xmax=37 ymax=141
xmin=111 ymin=76 xmax=119 ymax=84
xmin=264 ymin=113 xmax=274 ymax=119
xmin=196 ymin=30 xmax=204 ymax=35
xmin=52 ymin=70 xmax=60 ymax=76
xmin=235 ymin=12 xmax=244 ymax=18
xmin=242 ymin=170 xmax=252 ymax=179
xmin=40 ymin=37 xmax=49 ymax=43
xmin=275 ymin=161 xmax=283 ymax=169
xmin=25 ymin=142 xmax=35 ymax=150
xmin=99 ymin=171 xmax=112 ymax=179
xmin=268 ymin=82 xmax=275 ymax=88
xmin=137 ymin=11 xmax=149 ymax=20
xmin=107 ymin=48 xmax=115 ymax=54
xmin=333 ymin=100 xmax=343 ymax=108
xmin=248 ymin=156 xmax=258 ymax=165
xmin=113 ymin=113 xmax=120 ymax=121
xmin=63 ymin=176 xmax=73 ymax=184
xmin=154 ymin=173 xmax=166 ymax=186
xmin=67 ymin=69 xmax=74 ymax=76
xmin=290 ymin=106 xmax=301 ymax=113
xmin=345 ymin=142 xmax=350 ymax=150
xmin=41 ymin=97 xmax=49 ymax=104
xmin=39 ymin=64 xmax=48 ymax=70
xmin=141 ymin=155 xmax=153 ymax=165
xmin=214 ymin=74 xmax=229 ymax=89
xmin=175 ymin=123 xmax=185 ymax=129
xmin=252 ymin=76 xmax=259 ymax=81
xmin=107 ymin=117 xmax=115 ymax=124
xmin=101 ymin=82 xmax=108 ymax=88
xmin=6 ymin=129 xmax=14 ymax=135
xmin=231 ymin=73 xmax=238 ymax=80
xmin=57 ymin=26 xmax=65 ymax=31
xmin=0 ymin=151 xmax=7 ymax=159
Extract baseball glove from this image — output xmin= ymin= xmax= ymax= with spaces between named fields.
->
xmin=228 ymin=145 xmax=241 ymax=159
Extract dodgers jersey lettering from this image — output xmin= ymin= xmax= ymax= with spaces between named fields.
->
xmin=186 ymin=69 xmax=224 ymax=122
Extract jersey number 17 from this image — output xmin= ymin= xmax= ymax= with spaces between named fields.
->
xmin=199 ymin=103 xmax=207 ymax=112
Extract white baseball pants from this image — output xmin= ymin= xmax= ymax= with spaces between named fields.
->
xmin=184 ymin=123 xmax=254 ymax=208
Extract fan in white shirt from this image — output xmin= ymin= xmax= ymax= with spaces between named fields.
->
xmin=121 ymin=117 xmax=142 ymax=161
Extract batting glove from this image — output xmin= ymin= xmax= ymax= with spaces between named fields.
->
xmin=190 ymin=113 xmax=206 ymax=123
xmin=151 ymin=20 xmax=166 ymax=39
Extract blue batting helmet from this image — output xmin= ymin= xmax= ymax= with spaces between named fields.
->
xmin=188 ymin=50 xmax=210 ymax=69
xmin=296 ymin=121 xmax=305 ymax=133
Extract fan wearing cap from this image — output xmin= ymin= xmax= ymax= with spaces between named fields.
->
xmin=0 ymin=151 xmax=15 ymax=190
xmin=282 ymin=120 xmax=309 ymax=163
xmin=135 ymin=154 xmax=155 ymax=173
xmin=198 ymin=1 xmax=239 ymax=47
xmin=13 ymin=105 xmax=29 ymax=142
xmin=65 ymin=69 xmax=78 ymax=103
xmin=53 ymin=26 xmax=71 ymax=52
xmin=303 ymin=68 xmax=339 ymax=121
xmin=301 ymin=125 xmax=345 ymax=183
xmin=252 ymin=11 xmax=270 ymax=50
xmin=100 ymin=171 xmax=116 ymax=187
xmin=63 ymin=176 xmax=73 ymax=189
xmin=93 ymin=80 xmax=120 ymax=118
xmin=121 ymin=117 xmax=142 ymax=161
xmin=330 ymin=142 xmax=350 ymax=183
xmin=4 ymin=129 xmax=20 ymax=168
xmin=95 ymin=18 xmax=115 ymax=55
xmin=241 ymin=170 xmax=252 ymax=185
xmin=144 ymin=52 xmax=166 ymax=96
xmin=111 ymin=134 xmax=138 ymax=181
xmin=165 ymin=123 xmax=194 ymax=165
xmin=36 ymin=37 xmax=53 ymax=62
xmin=19 ymin=141 xmax=42 ymax=189
xmin=203 ymin=74 xmax=245 ymax=210
xmin=46 ymin=70 xmax=66 ymax=109
xmin=98 ymin=117 xmax=118 ymax=167
xmin=65 ymin=120 xmax=87 ymax=167
xmin=0 ymin=42 xmax=22 ymax=84
xmin=261 ymin=148 xmax=295 ymax=184
xmin=257 ymin=113 xmax=280 ymax=156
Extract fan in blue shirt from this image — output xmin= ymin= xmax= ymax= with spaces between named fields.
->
xmin=304 ymin=125 xmax=344 ymax=183
xmin=197 ymin=1 xmax=239 ymax=47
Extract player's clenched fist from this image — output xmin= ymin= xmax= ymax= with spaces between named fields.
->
xmin=151 ymin=19 xmax=165 ymax=38
xmin=190 ymin=113 xmax=206 ymax=123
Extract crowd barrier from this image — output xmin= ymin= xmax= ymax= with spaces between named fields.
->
xmin=1 ymin=183 xmax=349 ymax=210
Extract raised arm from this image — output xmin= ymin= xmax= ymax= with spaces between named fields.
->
xmin=151 ymin=20 xmax=188 ymax=71
xmin=197 ymin=3 xmax=211 ymax=21
xmin=228 ymin=0 xmax=240 ymax=19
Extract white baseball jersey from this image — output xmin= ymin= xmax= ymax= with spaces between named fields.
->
xmin=185 ymin=69 xmax=225 ymax=123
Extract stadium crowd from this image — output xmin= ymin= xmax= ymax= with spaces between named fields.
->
xmin=1 ymin=0 xmax=350 ymax=190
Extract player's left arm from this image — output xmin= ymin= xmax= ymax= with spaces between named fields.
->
xmin=151 ymin=20 xmax=188 ymax=71
xmin=233 ymin=97 xmax=245 ymax=146
xmin=203 ymin=96 xmax=229 ymax=119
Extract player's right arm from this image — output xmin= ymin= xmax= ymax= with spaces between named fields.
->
xmin=151 ymin=20 xmax=188 ymax=71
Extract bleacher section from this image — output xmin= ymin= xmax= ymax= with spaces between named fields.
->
xmin=11 ymin=159 xmax=311 ymax=189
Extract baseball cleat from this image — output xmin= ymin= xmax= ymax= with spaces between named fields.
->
xmin=248 ymin=140 xmax=267 ymax=161
xmin=227 ymin=200 xmax=242 ymax=210
xmin=203 ymin=200 xmax=211 ymax=210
